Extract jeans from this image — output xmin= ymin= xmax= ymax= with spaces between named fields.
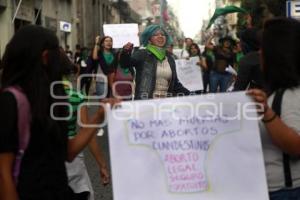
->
xmin=209 ymin=71 xmax=232 ymax=93
xmin=95 ymin=82 xmax=107 ymax=98
xmin=203 ymin=71 xmax=210 ymax=93
xmin=80 ymin=77 xmax=92 ymax=95
xmin=270 ymin=187 xmax=300 ymax=200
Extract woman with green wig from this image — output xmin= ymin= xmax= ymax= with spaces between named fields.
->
xmin=120 ymin=24 xmax=189 ymax=99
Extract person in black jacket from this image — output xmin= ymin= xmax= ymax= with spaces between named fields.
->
xmin=234 ymin=28 xmax=264 ymax=91
xmin=120 ymin=24 xmax=189 ymax=100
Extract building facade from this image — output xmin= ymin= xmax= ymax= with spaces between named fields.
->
xmin=0 ymin=0 xmax=78 ymax=57
xmin=76 ymin=0 xmax=114 ymax=48
xmin=0 ymin=0 xmax=142 ymax=58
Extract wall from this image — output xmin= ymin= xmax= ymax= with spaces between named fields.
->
xmin=0 ymin=0 xmax=13 ymax=58
xmin=0 ymin=0 xmax=140 ymax=57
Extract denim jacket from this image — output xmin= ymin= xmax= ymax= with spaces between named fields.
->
xmin=120 ymin=49 xmax=189 ymax=100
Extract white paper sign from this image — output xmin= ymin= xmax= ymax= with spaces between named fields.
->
xmin=173 ymin=48 xmax=189 ymax=59
xmin=108 ymin=92 xmax=269 ymax=200
xmin=176 ymin=57 xmax=204 ymax=91
xmin=103 ymin=24 xmax=140 ymax=48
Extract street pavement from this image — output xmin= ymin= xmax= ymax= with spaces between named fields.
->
xmin=84 ymin=127 xmax=113 ymax=200
xmin=73 ymin=78 xmax=113 ymax=200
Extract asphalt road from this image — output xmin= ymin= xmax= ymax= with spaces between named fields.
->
xmin=84 ymin=127 xmax=113 ymax=200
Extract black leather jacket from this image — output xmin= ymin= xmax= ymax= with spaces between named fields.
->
xmin=233 ymin=52 xmax=265 ymax=91
xmin=120 ymin=49 xmax=189 ymax=100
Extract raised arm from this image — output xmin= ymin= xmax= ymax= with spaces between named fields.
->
xmin=93 ymin=36 xmax=101 ymax=60
xmin=205 ymin=34 xmax=215 ymax=50
xmin=119 ymin=42 xmax=134 ymax=70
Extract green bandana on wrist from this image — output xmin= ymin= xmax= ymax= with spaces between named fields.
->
xmin=146 ymin=44 xmax=166 ymax=62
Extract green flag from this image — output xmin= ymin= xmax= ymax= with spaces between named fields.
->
xmin=206 ymin=5 xmax=248 ymax=30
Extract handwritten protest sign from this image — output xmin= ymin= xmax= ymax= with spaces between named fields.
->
xmin=103 ymin=24 xmax=140 ymax=48
xmin=108 ymin=92 xmax=269 ymax=200
xmin=176 ymin=57 xmax=204 ymax=91
xmin=173 ymin=48 xmax=189 ymax=59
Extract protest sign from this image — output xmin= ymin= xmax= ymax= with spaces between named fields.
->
xmin=108 ymin=92 xmax=269 ymax=200
xmin=176 ymin=57 xmax=204 ymax=91
xmin=173 ymin=49 xmax=189 ymax=59
xmin=173 ymin=49 xmax=183 ymax=59
xmin=103 ymin=24 xmax=140 ymax=48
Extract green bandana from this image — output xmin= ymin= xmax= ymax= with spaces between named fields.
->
xmin=146 ymin=44 xmax=166 ymax=62
xmin=103 ymin=52 xmax=114 ymax=65
xmin=119 ymin=66 xmax=130 ymax=76
xmin=206 ymin=50 xmax=215 ymax=63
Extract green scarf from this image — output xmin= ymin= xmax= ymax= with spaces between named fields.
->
xmin=119 ymin=65 xmax=130 ymax=76
xmin=146 ymin=44 xmax=166 ymax=62
xmin=103 ymin=52 xmax=114 ymax=65
xmin=206 ymin=50 xmax=215 ymax=63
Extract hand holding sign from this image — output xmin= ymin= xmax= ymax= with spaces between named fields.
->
xmin=103 ymin=24 xmax=140 ymax=49
xmin=108 ymin=93 xmax=269 ymax=200
xmin=176 ymin=58 xmax=204 ymax=91
xmin=95 ymin=35 xmax=101 ymax=45
xmin=123 ymin=42 xmax=134 ymax=53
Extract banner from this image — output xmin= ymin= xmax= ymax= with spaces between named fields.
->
xmin=103 ymin=24 xmax=140 ymax=49
xmin=108 ymin=92 xmax=269 ymax=200
xmin=176 ymin=57 xmax=204 ymax=91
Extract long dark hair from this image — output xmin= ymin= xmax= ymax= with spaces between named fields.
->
xmin=262 ymin=18 xmax=300 ymax=93
xmin=99 ymin=36 xmax=113 ymax=52
xmin=188 ymin=43 xmax=201 ymax=57
xmin=1 ymin=25 xmax=68 ymax=131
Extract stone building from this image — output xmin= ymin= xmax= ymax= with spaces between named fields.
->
xmin=0 ymin=0 xmax=141 ymax=57
xmin=0 ymin=0 xmax=78 ymax=57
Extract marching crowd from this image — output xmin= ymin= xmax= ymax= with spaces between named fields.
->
xmin=1 ymin=15 xmax=300 ymax=200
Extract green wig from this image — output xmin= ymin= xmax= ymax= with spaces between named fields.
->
xmin=140 ymin=24 xmax=173 ymax=47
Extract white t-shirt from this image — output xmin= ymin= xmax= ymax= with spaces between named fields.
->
xmin=96 ymin=64 xmax=106 ymax=83
xmin=153 ymin=58 xmax=172 ymax=98
xmin=173 ymin=48 xmax=189 ymax=59
xmin=260 ymin=86 xmax=300 ymax=192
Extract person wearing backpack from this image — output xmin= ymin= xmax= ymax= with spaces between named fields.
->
xmin=0 ymin=25 xmax=117 ymax=200
xmin=248 ymin=18 xmax=300 ymax=200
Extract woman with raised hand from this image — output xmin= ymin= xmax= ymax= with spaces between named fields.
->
xmin=205 ymin=35 xmax=236 ymax=93
xmin=248 ymin=18 xmax=300 ymax=200
xmin=93 ymin=36 xmax=118 ymax=98
xmin=120 ymin=24 xmax=189 ymax=100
